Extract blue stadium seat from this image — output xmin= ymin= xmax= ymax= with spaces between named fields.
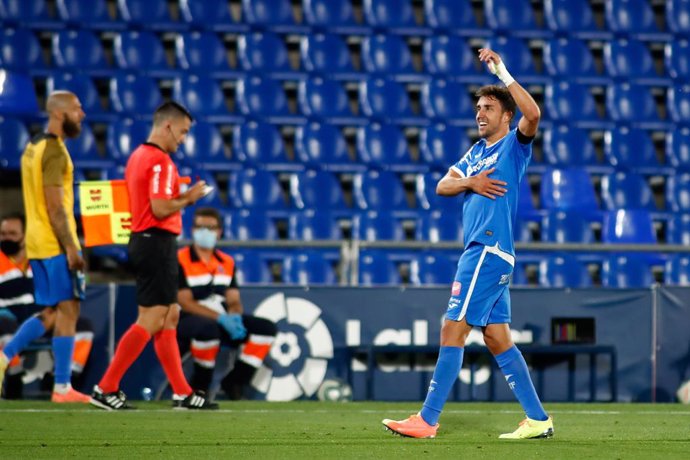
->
xmin=544 ymin=0 xmax=610 ymax=39
xmin=236 ymin=76 xmax=303 ymax=124
xmin=57 ymin=0 xmax=124 ymax=30
xmin=0 ymin=0 xmax=61 ymax=30
xmin=667 ymin=0 xmax=690 ymax=35
xmin=363 ymin=0 xmax=429 ymax=36
xmin=232 ymin=251 xmax=273 ymax=284
xmin=602 ymin=254 xmax=655 ymax=288
xmin=359 ymin=79 xmax=426 ymax=126
xmin=510 ymin=260 xmax=532 ymax=286
xmin=603 ymin=209 xmax=657 ymax=243
xmin=294 ymin=122 xmax=363 ymax=172
xmin=353 ymin=170 xmax=409 ymax=210
xmin=423 ymin=0 xmax=485 ymax=37
xmin=605 ymin=0 xmax=669 ymax=41
xmin=484 ymin=0 xmax=548 ymax=38
xmin=542 ymin=124 xmax=603 ymax=171
xmin=173 ymin=74 xmax=239 ymax=124
xmin=298 ymin=78 xmax=360 ymax=125
xmin=541 ymin=209 xmax=595 ymax=243
xmin=604 ymin=39 xmax=669 ymax=86
xmin=485 ymin=36 xmax=545 ymax=84
xmin=665 ymin=40 xmax=690 ymax=82
xmin=667 ymin=127 xmax=690 ymax=170
xmin=46 ymin=73 xmax=110 ymax=122
xmin=421 ymin=80 xmax=475 ymax=126
xmin=0 ymin=116 xmax=29 ymax=169
xmin=354 ymin=210 xmax=405 ymax=241
xmin=415 ymin=171 xmax=463 ymax=211
xmin=361 ymin=34 xmax=423 ymax=82
xmin=518 ymin=178 xmax=541 ymax=222
xmin=232 ymin=121 xmax=295 ymax=171
xmin=415 ymin=209 xmax=462 ymax=243
xmin=241 ymin=0 xmax=306 ymax=34
xmin=302 ymin=0 xmax=370 ymax=35
xmin=423 ymin=35 xmax=482 ymax=83
xmin=300 ymin=33 xmax=361 ymax=81
xmin=228 ymin=169 xmax=288 ymax=209
xmin=52 ymin=29 xmax=111 ymax=76
xmin=226 ymin=210 xmax=278 ymax=240
xmin=0 ymin=70 xmax=39 ymax=116
xmin=65 ymin=123 xmax=113 ymax=170
xmin=665 ymin=254 xmax=690 ymax=286
xmin=106 ymin=118 xmax=149 ymax=163
xmin=539 ymin=254 xmax=592 ymax=288
xmin=356 ymin=123 xmax=422 ymax=172
xmin=540 ymin=167 xmax=599 ymax=212
xmin=175 ymin=32 xmax=239 ymax=79
xmin=607 ymin=83 xmax=667 ymax=129
xmin=358 ymin=251 xmax=401 ymax=286
xmin=668 ymin=85 xmax=690 ymax=124
xmin=545 ymin=82 xmax=605 ymax=129
xmin=666 ymin=172 xmax=690 ymax=212
xmin=290 ymin=170 xmax=348 ymax=210
xmin=288 ymin=209 xmax=343 ymax=240
xmin=283 ymin=251 xmax=338 ymax=285
xmin=114 ymin=31 xmax=176 ymax=78
xmin=419 ymin=124 xmax=471 ymax=171
xmin=601 ymin=171 xmax=656 ymax=210
xmin=543 ymin=37 xmax=611 ymax=85
xmin=604 ymin=126 xmax=667 ymax=175
xmin=117 ymin=0 xmax=184 ymax=31
xmin=109 ymin=73 xmax=162 ymax=116
xmin=238 ymin=32 xmax=299 ymax=80
xmin=667 ymin=213 xmax=690 ymax=245
xmin=179 ymin=0 xmax=247 ymax=33
xmin=410 ymin=251 xmax=457 ymax=286
xmin=0 ymin=28 xmax=48 ymax=75
xmin=180 ymin=121 xmax=231 ymax=171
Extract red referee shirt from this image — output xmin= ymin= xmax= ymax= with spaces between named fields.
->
xmin=125 ymin=142 xmax=182 ymax=234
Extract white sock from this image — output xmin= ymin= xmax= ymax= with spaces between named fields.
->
xmin=53 ymin=383 xmax=72 ymax=394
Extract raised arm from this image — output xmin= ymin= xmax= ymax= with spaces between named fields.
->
xmin=477 ymin=48 xmax=541 ymax=137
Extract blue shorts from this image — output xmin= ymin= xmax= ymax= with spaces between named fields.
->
xmin=30 ymin=254 xmax=85 ymax=306
xmin=446 ymin=242 xmax=515 ymax=326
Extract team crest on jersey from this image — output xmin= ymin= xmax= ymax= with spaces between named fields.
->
xmin=499 ymin=274 xmax=511 ymax=285
xmin=451 ymin=281 xmax=462 ymax=296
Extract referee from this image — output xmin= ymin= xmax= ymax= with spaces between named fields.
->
xmin=91 ymin=102 xmax=216 ymax=410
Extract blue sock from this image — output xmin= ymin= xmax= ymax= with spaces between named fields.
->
xmin=52 ymin=336 xmax=75 ymax=385
xmin=2 ymin=316 xmax=46 ymax=360
xmin=420 ymin=346 xmax=463 ymax=426
xmin=495 ymin=345 xmax=548 ymax=421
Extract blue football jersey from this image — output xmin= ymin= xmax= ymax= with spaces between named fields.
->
xmin=450 ymin=128 xmax=532 ymax=255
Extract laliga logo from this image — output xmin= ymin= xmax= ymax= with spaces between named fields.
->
xmin=250 ymin=293 xmax=333 ymax=401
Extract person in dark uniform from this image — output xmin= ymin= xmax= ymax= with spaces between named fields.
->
xmin=177 ymin=207 xmax=277 ymax=399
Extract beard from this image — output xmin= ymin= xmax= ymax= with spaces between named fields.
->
xmin=62 ymin=116 xmax=82 ymax=139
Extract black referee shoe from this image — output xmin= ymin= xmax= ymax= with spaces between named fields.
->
xmin=90 ymin=386 xmax=136 ymax=411
xmin=172 ymin=390 xmax=219 ymax=410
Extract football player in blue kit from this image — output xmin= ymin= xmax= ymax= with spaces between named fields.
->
xmin=383 ymin=48 xmax=553 ymax=439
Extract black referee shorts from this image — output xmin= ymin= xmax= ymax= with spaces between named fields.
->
xmin=128 ymin=228 xmax=179 ymax=307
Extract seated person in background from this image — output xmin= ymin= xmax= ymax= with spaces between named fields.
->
xmin=177 ymin=207 xmax=277 ymax=399
xmin=0 ymin=212 xmax=93 ymax=399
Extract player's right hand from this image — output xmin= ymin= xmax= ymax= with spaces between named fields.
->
xmin=66 ymin=246 xmax=86 ymax=271
xmin=470 ymin=168 xmax=508 ymax=200
xmin=185 ymin=180 xmax=208 ymax=205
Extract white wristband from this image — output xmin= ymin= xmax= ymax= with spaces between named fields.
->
xmin=489 ymin=60 xmax=515 ymax=87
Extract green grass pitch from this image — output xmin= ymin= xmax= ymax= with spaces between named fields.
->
xmin=2 ymin=401 xmax=690 ymax=459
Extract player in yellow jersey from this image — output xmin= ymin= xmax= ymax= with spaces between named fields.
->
xmin=2 ymin=91 xmax=90 ymax=403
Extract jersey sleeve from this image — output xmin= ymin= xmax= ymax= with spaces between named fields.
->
xmin=149 ymin=156 xmax=177 ymax=200
xmin=41 ymin=140 xmax=67 ymax=186
xmin=513 ymin=129 xmax=533 ymax=159
xmin=450 ymin=149 xmax=472 ymax=177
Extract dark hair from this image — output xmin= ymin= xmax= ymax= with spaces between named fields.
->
xmin=193 ymin=207 xmax=222 ymax=227
xmin=1 ymin=211 xmax=26 ymax=232
xmin=475 ymin=85 xmax=517 ymax=122
xmin=153 ymin=101 xmax=194 ymax=126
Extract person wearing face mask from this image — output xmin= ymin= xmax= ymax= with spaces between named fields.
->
xmin=176 ymin=207 xmax=277 ymax=400
xmin=0 ymin=213 xmax=93 ymax=399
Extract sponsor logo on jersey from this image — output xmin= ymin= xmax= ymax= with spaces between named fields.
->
xmin=467 ymin=152 xmax=499 ymax=175
xmin=451 ymin=281 xmax=462 ymax=296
